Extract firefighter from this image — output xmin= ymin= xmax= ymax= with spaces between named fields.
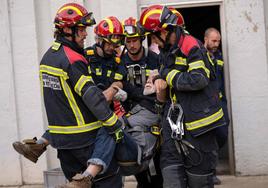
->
xmin=12 ymin=17 xmax=127 ymax=166
xmin=85 ymin=16 xmax=126 ymax=98
xmin=121 ymin=17 xmax=163 ymax=188
xmin=14 ymin=3 xmax=124 ymax=188
xmin=204 ymin=27 xmax=230 ymax=185
xmin=58 ymin=17 xmax=165 ymax=186
xmin=138 ymin=5 xmax=226 ymax=188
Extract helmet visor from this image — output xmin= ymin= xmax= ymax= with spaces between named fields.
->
xmin=159 ymin=6 xmax=178 ymax=28
xmin=105 ymin=34 xmax=124 ymax=45
xmin=79 ymin=12 xmax=96 ymax=27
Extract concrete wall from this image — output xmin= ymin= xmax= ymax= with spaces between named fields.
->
xmin=224 ymin=0 xmax=268 ymax=175
xmin=0 ymin=0 xmax=46 ymax=185
xmin=1 ymin=0 xmax=268 ymax=186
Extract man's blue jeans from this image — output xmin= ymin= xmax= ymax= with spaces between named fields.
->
xmin=89 ymin=127 xmax=139 ymax=175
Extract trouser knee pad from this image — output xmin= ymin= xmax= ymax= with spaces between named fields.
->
xmin=162 ymin=165 xmax=186 ymax=188
xmin=186 ymin=171 xmax=213 ymax=188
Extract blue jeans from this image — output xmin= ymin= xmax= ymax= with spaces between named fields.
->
xmin=90 ymin=105 xmax=159 ymax=176
xmin=57 ymin=132 xmax=122 ymax=188
xmin=89 ymin=127 xmax=139 ymax=176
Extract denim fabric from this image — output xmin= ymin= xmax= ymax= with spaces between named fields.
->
xmin=88 ymin=127 xmax=116 ymax=173
xmin=57 ymin=127 xmax=122 ymax=188
xmin=89 ymin=126 xmax=139 ymax=176
xmin=89 ymin=105 xmax=160 ymax=176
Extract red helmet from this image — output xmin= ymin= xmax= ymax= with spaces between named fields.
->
xmin=169 ymin=8 xmax=185 ymax=27
xmin=122 ymin=17 xmax=144 ymax=38
xmin=139 ymin=5 xmax=178 ymax=33
xmin=94 ymin=16 xmax=124 ymax=45
xmin=54 ymin=3 xmax=95 ymax=28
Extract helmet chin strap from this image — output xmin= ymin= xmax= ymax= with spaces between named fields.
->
xmin=174 ymin=26 xmax=184 ymax=48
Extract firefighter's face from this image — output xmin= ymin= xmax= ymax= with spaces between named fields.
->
xmin=205 ymin=31 xmax=221 ymax=53
xmin=125 ymin=37 xmax=142 ymax=54
xmin=169 ymin=32 xmax=177 ymax=46
xmin=103 ymin=42 xmax=117 ymax=55
xmin=151 ymin=30 xmax=168 ymax=48
xmin=75 ymin=26 xmax=88 ymax=48
xmin=63 ymin=26 xmax=88 ymax=48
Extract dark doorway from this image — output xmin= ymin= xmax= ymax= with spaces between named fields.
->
xmin=178 ymin=5 xmax=221 ymax=43
xmin=178 ymin=5 xmax=230 ymax=174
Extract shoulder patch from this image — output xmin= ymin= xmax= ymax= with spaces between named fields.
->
xmin=51 ymin=41 xmax=61 ymax=51
xmin=114 ymin=57 xmax=121 ymax=64
xmin=180 ymin=35 xmax=199 ymax=56
xmin=63 ymin=46 xmax=88 ymax=65
xmin=86 ymin=49 xmax=94 ymax=56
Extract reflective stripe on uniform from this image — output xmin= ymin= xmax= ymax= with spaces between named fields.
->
xmin=166 ymin=69 xmax=180 ymax=86
xmin=175 ymin=57 xmax=187 ymax=66
xmin=39 ymin=73 xmax=44 ymax=98
xmin=52 ymin=41 xmax=61 ymax=51
xmin=103 ymin=113 xmax=118 ymax=126
xmin=107 ymin=70 xmax=112 ymax=77
xmin=114 ymin=73 xmax=123 ymax=80
xmin=188 ymin=60 xmax=210 ymax=78
xmin=96 ymin=68 xmax=102 ymax=76
xmin=40 ymin=65 xmax=85 ymax=126
xmin=207 ymin=52 xmax=214 ymax=66
xmin=88 ymin=66 xmax=92 ymax=74
xmin=48 ymin=121 xmax=102 ymax=134
xmin=185 ymin=108 xmax=224 ymax=130
xmin=40 ymin=65 xmax=69 ymax=80
xmin=219 ymin=92 xmax=223 ymax=99
xmin=146 ymin=69 xmax=151 ymax=76
xmin=60 ymin=77 xmax=85 ymax=125
xmin=74 ymin=75 xmax=94 ymax=96
xmin=217 ymin=60 xmax=224 ymax=67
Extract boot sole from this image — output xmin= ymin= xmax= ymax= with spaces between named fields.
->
xmin=12 ymin=142 xmax=38 ymax=163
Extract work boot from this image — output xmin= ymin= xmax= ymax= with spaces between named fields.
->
xmin=57 ymin=173 xmax=93 ymax=188
xmin=12 ymin=137 xmax=46 ymax=163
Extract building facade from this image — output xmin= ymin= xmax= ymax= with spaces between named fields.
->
xmin=0 ymin=0 xmax=268 ymax=186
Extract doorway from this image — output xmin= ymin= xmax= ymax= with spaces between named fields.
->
xmin=178 ymin=5 xmax=221 ymax=43
xmin=178 ymin=5 xmax=232 ymax=175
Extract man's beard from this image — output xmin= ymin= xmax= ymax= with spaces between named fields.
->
xmin=208 ymin=46 xmax=217 ymax=53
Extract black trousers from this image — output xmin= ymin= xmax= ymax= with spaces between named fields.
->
xmin=135 ymin=149 xmax=163 ymax=188
xmin=160 ymin=117 xmax=218 ymax=188
xmin=57 ymin=146 xmax=122 ymax=188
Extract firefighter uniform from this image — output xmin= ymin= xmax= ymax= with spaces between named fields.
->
xmin=121 ymin=48 xmax=163 ymax=188
xmin=85 ymin=44 xmax=125 ymax=90
xmin=121 ymin=48 xmax=160 ymax=112
xmin=212 ymin=50 xmax=230 ymax=148
xmin=159 ymin=31 xmax=226 ymax=187
xmin=40 ymin=36 xmax=122 ymax=187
